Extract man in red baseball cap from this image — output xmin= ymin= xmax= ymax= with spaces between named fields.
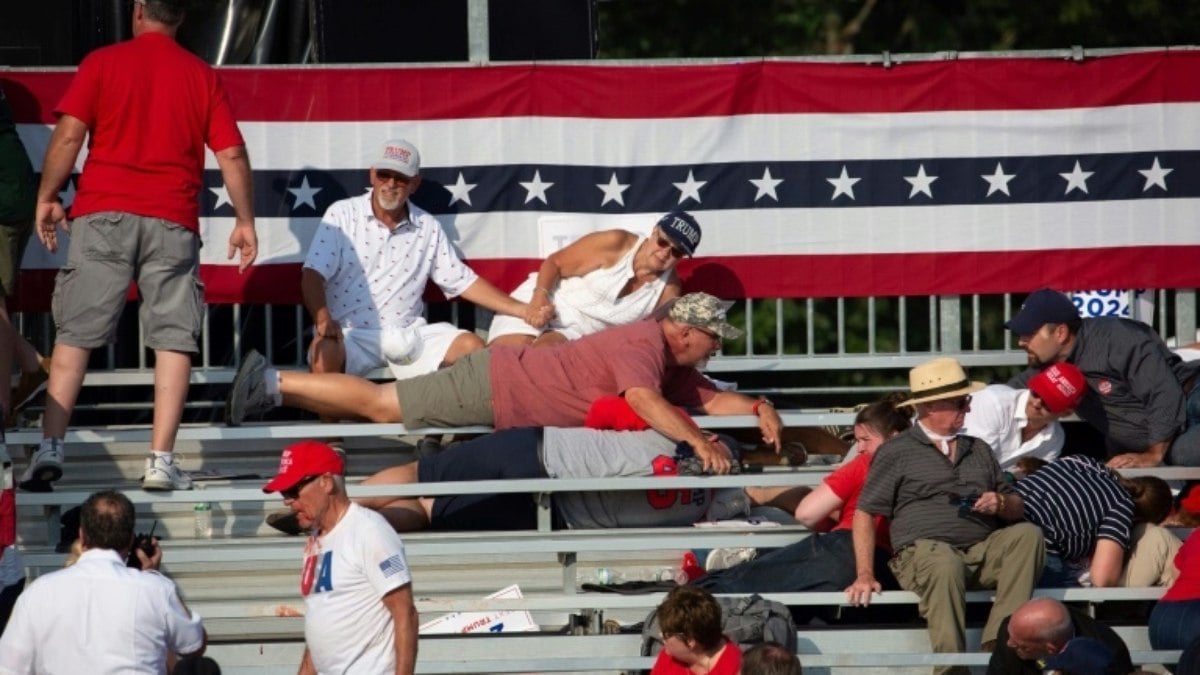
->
xmin=264 ymin=440 xmax=417 ymax=675
xmin=964 ymin=362 xmax=1088 ymax=472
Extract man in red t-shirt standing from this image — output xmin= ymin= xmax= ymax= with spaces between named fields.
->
xmin=26 ymin=0 xmax=258 ymax=491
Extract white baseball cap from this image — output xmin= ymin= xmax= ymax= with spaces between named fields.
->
xmin=371 ymin=139 xmax=421 ymax=177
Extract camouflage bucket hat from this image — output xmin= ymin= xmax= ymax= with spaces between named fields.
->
xmin=666 ymin=292 xmax=742 ymax=340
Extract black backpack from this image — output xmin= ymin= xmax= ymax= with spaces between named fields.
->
xmin=636 ymin=594 xmax=797 ymax=670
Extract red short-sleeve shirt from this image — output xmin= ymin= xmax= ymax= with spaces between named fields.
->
xmin=56 ymin=32 xmax=244 ymax=230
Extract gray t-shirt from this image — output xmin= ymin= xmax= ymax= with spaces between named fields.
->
xmin=542 ymin=427 xmax=746 ymax=528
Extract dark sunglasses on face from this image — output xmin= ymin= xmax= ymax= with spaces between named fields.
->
xmin=655 ymin=236 xmax=687 ymax=259
xmin=282 ymin=474 xmax=320 ymax=500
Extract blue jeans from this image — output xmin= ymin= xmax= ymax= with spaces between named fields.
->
xmin=1166 ymin=380 xmax=1200 ymax=466
xmin=1038 ymin=554 xmax=1086 ymax=587
xmin=1150 ymin=599 xmax=1200 ymax=650
xmin=692 ymin=530 xmax=895 ymax=593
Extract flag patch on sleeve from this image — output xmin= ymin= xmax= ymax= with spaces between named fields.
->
xmin=379 ymin=554 xmax=408 ymax=578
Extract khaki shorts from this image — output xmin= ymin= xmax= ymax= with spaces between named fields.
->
xmin=0 ymin=218 xmax=32 ymax=297
xmin=395 ymin=349 xmax=494 ymax=430
xmin=52 ymin=212 xmax=203 ymax=352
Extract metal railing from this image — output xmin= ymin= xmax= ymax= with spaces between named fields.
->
xmin=12 ymin=290 xmax=1197 ymax=412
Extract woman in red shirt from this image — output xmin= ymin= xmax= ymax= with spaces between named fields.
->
xmin=693 ymin=393 xmax=910 ymax=593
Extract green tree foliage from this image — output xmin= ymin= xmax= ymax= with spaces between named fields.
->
xmin=597 ymin=0 xmax=1200 ymax=57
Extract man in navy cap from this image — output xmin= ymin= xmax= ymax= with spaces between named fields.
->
xmin=1006 ymin=288 xmax=1200 ymax=468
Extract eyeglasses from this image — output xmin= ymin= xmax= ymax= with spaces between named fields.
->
xmin=281 ymin=474 xmax=321 ymax=501
xmin=950 ymin=395 xmax=972 ymax=410
xmin=653 ymin=234 xmax=687 ymax=259
xmin=694 ymin=327 xmax=722 ymax=346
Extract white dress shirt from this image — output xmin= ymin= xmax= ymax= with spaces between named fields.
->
xmin=0 ymin=548 xmax=204 ymax=675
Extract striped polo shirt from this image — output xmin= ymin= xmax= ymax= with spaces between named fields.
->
xmin=1014 ymin=455 xmax=1133 ymax=562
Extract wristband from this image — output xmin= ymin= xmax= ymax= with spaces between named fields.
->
xmin=534 ymin=287 xmax=552 ymax=297
xmin=752 ymin=398 xmax=773 ymax=416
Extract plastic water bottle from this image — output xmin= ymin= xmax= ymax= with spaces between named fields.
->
xmin=193 ymin=502 xmax=213 ymax=539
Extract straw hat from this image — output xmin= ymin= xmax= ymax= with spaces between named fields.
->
xmin=903 ymin=357 xmax=986 ymax=407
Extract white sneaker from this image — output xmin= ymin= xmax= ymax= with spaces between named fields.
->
xmin=704 ymin=547 xmax=758 ymax=572
xmin=19 ymin=438 xmax=64 ymax=489
xmin=142 ymin=455 xmax=193 ymax=491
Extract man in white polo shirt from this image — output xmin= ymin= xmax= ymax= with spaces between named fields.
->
xmin=302 ymin=138 xmax=549 ymax=385
xmin=0 ymin=490 xmax=206 ymax=674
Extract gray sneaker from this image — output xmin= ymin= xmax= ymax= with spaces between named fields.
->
xmin=142 ymin=455 xmax=193 ymax=491
xmin=225 ymin=350 xmax=272 ymax=426
xmin=19 ymin=438 xmax=64 ymax=489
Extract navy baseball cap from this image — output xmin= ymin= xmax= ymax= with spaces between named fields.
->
xmin=655 ymin=210 xmax=702 ymax=256
xmin=1005 ymin=288 xmax=1081 ymax=335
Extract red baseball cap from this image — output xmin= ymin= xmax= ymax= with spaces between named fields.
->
xmin=263 ymin=440 xmax=345 ymax=494
xmin=1028 ymin=362 xmax=1087 ymax=414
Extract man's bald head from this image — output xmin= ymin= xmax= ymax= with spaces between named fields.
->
xmin=1006 ymin=598 xmax=1074 ymax=660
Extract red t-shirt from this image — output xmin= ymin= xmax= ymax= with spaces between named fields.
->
xmin=824 ymin=451 xmax=892 ymax=552
xmin=56 ymin=32 xmax=244 ymax=231
xmin=650 ymin=640 xmax=742 ymax=675
xmin=1162 ymin=529 xmax=1200 ymax=602
xmin=489 ymin=320 xmax=717 ymax=429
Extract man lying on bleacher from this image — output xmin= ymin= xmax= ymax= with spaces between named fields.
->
xmin=846 ymin=357 xmax=1043 ymax=675
xmin=1006 ymin=288 xmax=1200 ymax=468
xmin=266 ymin=417 xmax=767 ymax=536
xmin=227 ymin=292 xmax=783 ymax=474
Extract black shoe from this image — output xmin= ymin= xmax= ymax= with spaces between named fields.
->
xmin=265 ymin=509 xmax=304 ymax=536
xmin=225 ymin=350 xmax=272 ymax=426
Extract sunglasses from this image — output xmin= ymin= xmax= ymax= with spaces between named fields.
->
xmin=949 ymin=395 xmax=972 ymax=410
xmin=375 ymin=169 xmax=413 ymax=184
xmin=654 ymin=235 xmax=687 ymax=259
xmin=281 ymin=474 xmax=321 ymax=500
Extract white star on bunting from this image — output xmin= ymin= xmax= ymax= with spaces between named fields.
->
xmin=446 ymin=172 xmax=477 ymax=207
xmin=749 ymin=167 xmax=783 ymax=202
xmin=287 ymin=175 xmax=323 ymax=211
xmin=596 ymin=172 xmax=630 ymax=207
xmin=672 ymin=170 xmax=707 ymax=205
xmin=519 ymin=170 xmax=554 ymax=204
xmin=209 ymin=183 xmax=232 ymax=210
xmin=1137 ymin=157 xmax=1172 ymax=192
xmin=826 ymin=166 xmax=860 ymax=201
xmin=1059 ymin=160 xmax=1094 ymax=195
xmin=981 ymin=163 xmax=1015 ymax=197
xmin=903 ymin=164 xmax=938 ymax=199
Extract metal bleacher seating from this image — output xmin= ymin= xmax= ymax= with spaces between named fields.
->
xmin=9 ymin=291 xmax=1199 ymax=673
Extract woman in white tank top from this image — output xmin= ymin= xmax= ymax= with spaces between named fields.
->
xmin=488 ymin=210 xmax=701 ymax=347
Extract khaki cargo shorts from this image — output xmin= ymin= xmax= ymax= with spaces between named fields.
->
xmin=395 ymin=349 xmax=494 ymax=430
xmin=52 ymin=211 xmax=203 ymax=352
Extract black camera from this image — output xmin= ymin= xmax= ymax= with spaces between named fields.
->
xmin=126 ymin=521 xmax=159 ymax=569
xmin=949 ymin=494 xmax=979 ymax=515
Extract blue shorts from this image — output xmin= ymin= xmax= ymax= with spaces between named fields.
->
xmin=419 ymin=428 xmax=549 ymax=530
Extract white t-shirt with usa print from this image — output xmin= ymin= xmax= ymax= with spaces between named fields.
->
xmin=302 ymin=502 xmax=412 ymax=674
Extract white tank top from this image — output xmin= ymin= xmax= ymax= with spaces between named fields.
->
xmin=509 ymin=235 xmax=670 ymax=339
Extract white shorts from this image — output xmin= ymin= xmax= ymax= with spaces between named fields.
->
xmin=309 ymin=320 xmax=468 ymax=380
